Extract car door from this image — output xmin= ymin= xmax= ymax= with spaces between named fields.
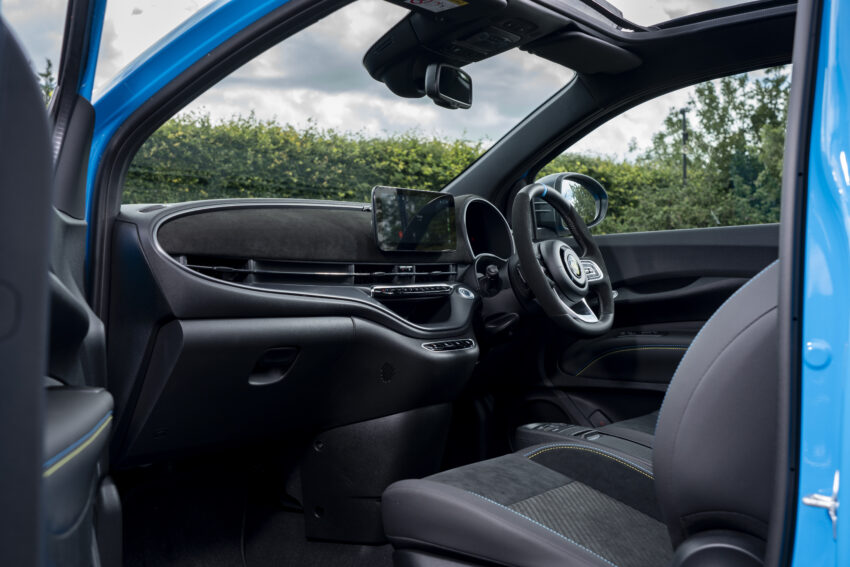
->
xmin=1 ymin=2 xmax=119 ymax=566
xmin=522 ymin=69 xmax=786 ymax=428
xmin=789 ymin=0 xmax=850 ymax=563
xmin=542 ymin=224 xmax=779 ymax=427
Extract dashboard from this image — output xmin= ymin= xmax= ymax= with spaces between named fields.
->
xmin=108 ymin=192 xmax=516 ymax=463
xmin=138 ymin=192 xmax=515 ymax=336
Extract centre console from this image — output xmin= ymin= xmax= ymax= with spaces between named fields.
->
xmin=513 ymin=422 xmax=653 ymax=464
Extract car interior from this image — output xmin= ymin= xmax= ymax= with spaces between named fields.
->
xmin=0 ymin=0 xmax=809 ymax=565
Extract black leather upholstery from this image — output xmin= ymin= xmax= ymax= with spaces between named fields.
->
xmin=0 ymin=14 xmax=116 ymax=567
xmin=382 ymin=261 xmax=780 ymax=566
xmin=43 ymin=385 xmax=113 ymax=535
xmin=598 ymin=410 xmax=658 ymax=447
xmin=0 ymin=16 xmax=55 ymax=567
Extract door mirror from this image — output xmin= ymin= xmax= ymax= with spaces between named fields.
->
xmin=559 ymin=180 xmax=599 ymax=225
xmin=425 ymin=64 xmax=472 ymax=110
xmin=536 ymin=172 xmax=609 ymax=228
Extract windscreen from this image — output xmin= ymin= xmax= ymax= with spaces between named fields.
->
xmin=372 ymin=187 xmax=456 ymax=252
xmin=120 ymin=0 xmax=574 ymax=205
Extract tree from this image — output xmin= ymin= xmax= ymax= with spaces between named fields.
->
xmin=594 ymin=66 xmax=791 ymax=233
xmin=122 ymin=68 xmax=790 ymax=237
xmin=38 ymin=59 xmax=56 ymax=104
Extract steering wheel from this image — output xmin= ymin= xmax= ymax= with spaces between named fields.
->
xmin=510 ymin=182 xmax=614 ymax=335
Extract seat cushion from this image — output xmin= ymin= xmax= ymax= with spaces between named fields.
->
xmin=383 ymin=440 xmax=673 ymax=567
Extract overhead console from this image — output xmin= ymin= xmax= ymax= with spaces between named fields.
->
xmin=363 ymin=0 xmax=642 ymax=99
xmin=364 ymin=0 xmax=567 ymax=97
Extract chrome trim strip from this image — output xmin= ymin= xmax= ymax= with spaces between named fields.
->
xmin=421 ymin=338 xmax=476 ymax=352
xmin=580 ymin=259 xmax=604 ymax=281
xmin=462 ymin=196 xmax=515 ymax=262
xmin=371 ymin=283 xmax=455 ymax=297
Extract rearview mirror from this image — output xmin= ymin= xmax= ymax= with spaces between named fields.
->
xmin=425 ymin=63 xmax=472 ymax=110
xmin=536 ymin=172 xmax=609 ymax=228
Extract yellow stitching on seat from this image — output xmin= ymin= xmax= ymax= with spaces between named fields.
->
xmin=43 ymin=416 xmax=112 ymax=478
xmin=576 ymin=346 xmax=688 ymax=376
xmin=526 ymin=446 xmax=654 ymax=480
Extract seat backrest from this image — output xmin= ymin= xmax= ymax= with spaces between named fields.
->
xmin=654 ymin=261 xmax=779 ymax=548
xmin=0 ymin=15 xmax=55 ymax=567
xmin=0 ymin=15 xmax=117 ymax=567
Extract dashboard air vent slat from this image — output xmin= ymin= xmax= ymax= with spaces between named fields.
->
xmin=353 ymin=264 xmax=400 ymax=285
xmin=353 ymin=263 xmax=457 ymax=285
xmin=181 ymin=255 xmax=354 ymax=286
xmin=413 ymin=264 xmax=457 ymax=284
xmin=176 ymin=256 xmax=457 ymax=289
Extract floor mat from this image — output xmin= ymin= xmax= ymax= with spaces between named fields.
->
xmin=119 ymin=455 xmax=393 ymax=567
xmin=245 ymin=505 xmax=392 ymax=567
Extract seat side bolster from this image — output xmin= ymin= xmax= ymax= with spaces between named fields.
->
xmin=383 ymin=479 xmax=617 ymax=567
xmin=43 ymin=386 xmax=114 ymax=534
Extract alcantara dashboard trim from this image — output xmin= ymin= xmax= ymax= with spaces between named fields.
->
xmin=140 ymin=199 xmax=483 ymax=336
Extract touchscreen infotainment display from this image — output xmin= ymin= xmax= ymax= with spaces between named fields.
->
xmin=372 ymin=186 xmax=456 ymax=252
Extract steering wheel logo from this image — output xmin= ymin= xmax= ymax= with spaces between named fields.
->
xmin=566 ymin=254 xmax=582 ymax=278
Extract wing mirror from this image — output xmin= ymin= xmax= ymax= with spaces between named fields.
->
xmin=425 ymin=63 xmax=472 ymax=110
xmin=536 ymin=172 xmax=609 ymax=228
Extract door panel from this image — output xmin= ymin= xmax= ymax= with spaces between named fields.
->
xmin=600 ymin=223 xmax=779 ymax=326
xmin=559 ymin=321 xmax=701 ymax=385
xmin=546 ymin=223 xmax=779 ymax=427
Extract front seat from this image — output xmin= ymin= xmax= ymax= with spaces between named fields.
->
xmin=382 ymin=261 xmax=779 ymax=567
xmin=0 ymin=15 xmax=117 ymax=567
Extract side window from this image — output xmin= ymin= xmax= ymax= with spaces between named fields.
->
xmin=538 ymin=66 xmax=790 ymax=234
xmin=2 ymin=0 xmax=66 ymax=105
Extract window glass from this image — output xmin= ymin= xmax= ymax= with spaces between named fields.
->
xmin=609 ymin=0 xmax=776 ymax=26
xmin=122 ymin=0 xmax=574 ymax=204
xmin=538 ymin=65 xmax=791 ymax=234
xmin=93 ymin=0 xmax=217 ymax=99
xmin=1 ymin=0 xmax=66 ymax=104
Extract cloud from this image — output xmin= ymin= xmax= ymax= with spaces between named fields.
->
xmin=570 ymin=87 xmax=694 ymax=159
xmin=180 ymin=0 xmax=574 ymax=142
xmin=617 ymin=0 xmax=748 ymax=25
xmin=2 ymin=0 xmax=67 ymax=72
xmin=1 ymin=0 xmax=752 ymax=158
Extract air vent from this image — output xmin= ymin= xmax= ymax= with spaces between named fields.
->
xmin=533 ymin=198 xmax=565 ymax=234
xmin=353 ymin=264 xmax=399 ymax=285
xmin=413 ymin=264 xmax=457 ymax=283
xmin=173 ymin=255 xmax=457 ymax=289
xmin=354 ymin=263 xmax=457 ymax=285
xmin=178 ymin=255 xmax=353 ymax=286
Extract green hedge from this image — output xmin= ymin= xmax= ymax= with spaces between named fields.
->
xmin=125 ymin=108 xmax=783 ymax=235
xmin=125 ymin=113 xmax=483 ymax=204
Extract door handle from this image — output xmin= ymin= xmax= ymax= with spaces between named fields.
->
xmin=248 ymin=347 xmax=299 ymax=386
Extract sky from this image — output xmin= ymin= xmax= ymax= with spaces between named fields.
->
xmin=2 ymin=0 xmax=744 ymax=159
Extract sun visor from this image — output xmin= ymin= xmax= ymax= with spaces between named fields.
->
xmin=525 ymin=31 xmax=641 ymax=74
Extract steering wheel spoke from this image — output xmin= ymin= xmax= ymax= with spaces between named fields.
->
xmin=570 ymin=298 xmax=599 ymax=323
xmin=551 ymin=288 xmax=600 ymax=324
